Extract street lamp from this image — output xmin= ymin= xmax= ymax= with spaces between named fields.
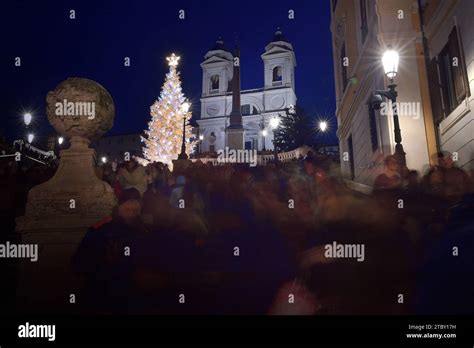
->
xmin=270 ymin=117 xmax=280 ymax=129
xmin=58 ymin=136 xmax=64 ymax=145
xmin=319 ymin=121 xmax=328 ymax=132
xmin=261 ymin=129 xmax=268 ymax=151
xmin=101 ymin=156 xmax=107 ymax=164
xmin=24 ymin=113 xmax=32 ymax=126
xmin=198 ymin=134 xmax=204 ymax=155
xmin=382 ymin=46 xmax=399 ymax=81
xmin=182 ymin=102 xmax=190 ymax=113
xmin=270 ymin=117 xmax=280 ymax=163
xmin=178 ymin=101 xmax=191 ymax=160
xmin=27 ymin=133 xmax=34 ymax=144
xmin=372 ymin=45 xmax=406 ymax=173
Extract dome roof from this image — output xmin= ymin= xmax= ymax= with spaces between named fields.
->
xmin=264 ymin=28 xmax=293 ymax=52
xmin=271 ymin=28 xmax=288 ymax=43
xmin=210 ymin=36 xmax=230 ymax=52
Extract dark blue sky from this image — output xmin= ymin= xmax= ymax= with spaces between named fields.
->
xmin=1 ymin=0 xmax=336 ymax=144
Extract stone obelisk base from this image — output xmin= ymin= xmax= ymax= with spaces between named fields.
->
xmin=226 ymin=127 xmax=245 ymax=150
xmin=172 ymin=158 xmax=192 ymax=173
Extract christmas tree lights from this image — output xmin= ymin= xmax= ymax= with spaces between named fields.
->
xmin=139 ymin=53 xmax=195 ymax=169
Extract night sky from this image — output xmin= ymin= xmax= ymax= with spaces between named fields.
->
xmin=1 ymin=0 xmax=337 ymax=145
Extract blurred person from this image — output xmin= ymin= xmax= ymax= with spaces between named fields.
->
xmin=72 ymin=188 xmax=148 ymax=314
xmin=101 ymin=162 xmax=116 ymax=186
xmin=117 ymin=158 xmax=147 ymax=196
xmin=374 ymin=155 xmax=402 ymax=190
xmin=416 ymin=191 xmax=474 ymax=314
xmin=405 ymin=170 xmax=420 ymax=192
xmin=169 ymin=174 xmax=186 ymax=208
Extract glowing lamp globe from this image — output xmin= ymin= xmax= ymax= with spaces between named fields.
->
xmin=58 ymin=136 xmax=64 ymax=145
xmin=182 ymin=102 xmax=191 ymax=113
xmin=24 ymin=113 xmax=32 ymax=126
xmin=319 ymin=121 xmax=328 ymax=132
xmin=270 ymin=118 xmax=280 ymax=129
xmin=262 ymin=129 xmax=268 ymax=137
xmin=27 ymin=133 xmax=34 ymax=143
xmin=382 ymin=46 xmax=399 ymax=80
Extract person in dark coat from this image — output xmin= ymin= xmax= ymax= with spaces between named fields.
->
xmin=416 ymin=192 xmax=474 ymax=314
xmin=72 ymin=188 xmax=148 ymax=314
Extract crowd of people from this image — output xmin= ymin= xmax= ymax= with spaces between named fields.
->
xmin=72 ymin=150 xmax=474 ymax=315
xmin=1 ymin=149 xmax=473 ymax=315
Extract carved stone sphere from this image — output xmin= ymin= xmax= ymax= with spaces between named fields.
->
xmin=46 ymin=78 xmax=114 ymax=141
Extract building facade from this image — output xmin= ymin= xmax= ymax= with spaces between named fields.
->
xmin=422 ymin=0 xmax=473 ymax=171
xmin=330 ymin=0 xmax=473 ymax=187
xmin=196 ymin=30 xmax=297 ymax=153
xmin=92 ymin=133 xmax=142 ymax=163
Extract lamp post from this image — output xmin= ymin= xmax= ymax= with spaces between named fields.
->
xmin=178 ymin=102 xmax=190 ymax=160
xmin=23 ymin=113 xmax=33 ymax=146
xmin=198 ymin=134 xmax=204 ymax=155
xmin=261 ymin=129 xmax=267 ymax=151
xmin=372 ymin=45 xmax=406 ymax=173
xmin=270 ymin=117 xmax=280 ymax=163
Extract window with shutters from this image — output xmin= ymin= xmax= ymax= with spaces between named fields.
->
xmin=368 ymin=104 xmax=379 ymax=152
xmin=348 ymin=135 xmax=355 ymax=180
xmin=340 ymin=43 xmax=348 ymax=93
xmin=433 ymin=27 xmax=470 ymax=118
xmin=427 ymin=57 xmax=445 ymax=124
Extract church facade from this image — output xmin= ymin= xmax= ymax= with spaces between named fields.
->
xmin=196 ymin=30 xmax=297 ymax=153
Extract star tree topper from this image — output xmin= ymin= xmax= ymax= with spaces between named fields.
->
xmin=167 ymin=53 xmax=180 ymax=67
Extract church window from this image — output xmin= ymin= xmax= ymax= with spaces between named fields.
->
xmin=241 ymin=104 xmax=251 ymax=115
xmin=209 ymin=132 xmax=216 ymax=145
xmin=210 ymin=74 xmax=220 ymax=92
xmin=272 ymin=66 xmax=283 ymax=84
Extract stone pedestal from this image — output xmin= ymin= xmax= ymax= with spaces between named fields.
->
xmin=226 ymin=127 xmax=245 ymax=150
xmin=172 ymin=158 xmax=192 ymax=173
xmin=15 ymin=78 xmax=116 ymax=313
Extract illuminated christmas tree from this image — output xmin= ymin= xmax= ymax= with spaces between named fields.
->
xmin=140 ymin=53 xmax=194 ymax=168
